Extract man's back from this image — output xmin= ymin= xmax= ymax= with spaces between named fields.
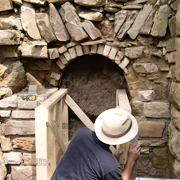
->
xmin=51 ymin=127 xmax=122 ymax=180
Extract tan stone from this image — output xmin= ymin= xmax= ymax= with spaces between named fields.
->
xmin=91 ymin=44 xmax=97 ymax=54
xmin=3 ymin=152 xmax=22 ymax=164
xmin=139 ymin=140 xmax=166 ymax=147
xmin=138 ymin=121 xmax=165 ymax=137
xmin=12 ymin=110 xmax=35 ymax=119
xmin=131 ymin=100 xmax=144 ymax=117
xmin=0 ymin=0 xmax=13 ymax=12
xmin=50 ymin=79 xmax=59 ymax=86
xmin=13 ymin=137 xmax=35 ymax=151
xmin=18 ymin=100 xmax=38 ymax=110
xmin=23 ymin=153 xmax=36 ymax=165
xmin=1 ymin=136 xmax=13 ymax=151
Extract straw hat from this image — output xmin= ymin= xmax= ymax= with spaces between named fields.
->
xmin=94 ymin=108 xmax=138 ymax=145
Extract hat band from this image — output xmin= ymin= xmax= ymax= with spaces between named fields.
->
xmin=101 ymin=121 xmax=132 ymax=138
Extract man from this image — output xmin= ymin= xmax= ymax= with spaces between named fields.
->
xmin=51 ymin=108 xmax=141 ymax=180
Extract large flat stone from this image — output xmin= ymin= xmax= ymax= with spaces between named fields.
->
xmin=74 ymin=0 xmax=106 ymax=7
xmin=0 ymin=149 xmax=7 ymax=180
xmin=12 ymin=110 xmax=35 ymax=119
xmin=0 ymin=0 xmax=13 ymax=12
xmin=0 ymin=46 xmax=18 ymax=58
xmin=144 ymin=101 xmax=170 ymax=118
xmin=4 ymin=120 xmax=35 ymax=135
xmin=22 ymin=0 xmax=46 ymax=5
xmin=23 ymin=153 xmax=36 ymax=165
xmin=0 ymin=30 xmax=21 ymax=45
xmin=21 ymin=3 xmax=41 ymax=40
xmin=133 ymin=63 xmax=158 ymax=73
xmin=3 ymin=152 xmax=22 ymax=164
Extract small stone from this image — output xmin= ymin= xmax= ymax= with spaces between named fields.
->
xmin=12 ymin=110 xmax=35 ymax=119
xmin=48 ymin=48 xmax=59 ymax=59
xmin=0 ymin=0 xmax=13 ymax=12
xmin=0 ymin=110 xmax=11 ymax=117
xmin=58 ymin=46 xmax=67 ymax=54
xmin=3 ymin=152 xmax=22 ymax=164
xmin=133 ymin=63 xmax=158 ymax=73
xmin=125 ymin=46 xmax=144 ymax=59
xmin=138 ymin=90 xmax=155 ymax=102
xmin=50 ymin=72 xmax=61 ymax=81
xmin=1 ymin=136 xmax=13 ymax=151
xmin=23 ymin=153 xmax=36 ymax=165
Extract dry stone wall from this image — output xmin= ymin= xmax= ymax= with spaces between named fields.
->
xmin=0 ymin=0 xmax=180 ymax=179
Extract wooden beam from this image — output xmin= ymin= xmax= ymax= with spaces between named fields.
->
xmin=65 ymin=95 xmax=94 ymax=131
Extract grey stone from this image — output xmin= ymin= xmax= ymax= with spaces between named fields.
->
xmin=18 ymin=100 xmax=38 ymax=109
xmin=0 ymin=60 xmax=27 ymax=93
xmin=139 ymin=140 xmax=166 ymax=147
xmin=18 ymin=41 xmax=48 ymax=58
xmin=81 ymin=20 xmax=102 ymax=40
xmin=166 ymin=38 xmax=177 ymax=52
xmin=0 ymin=0 xmax=13 ymax=12
xmin=49 ymin=3 xmax=70 ymax=42
xmin=74 ymin=0 xmax=106 ymax=7
xmin=0 ymin=30 xmax=21 ymax=45
xmin=133 ymin=63 xmax=158 ymax=73
xmin=176 ymin=4 xmax=180 ymax=36
xmin=36 ymin=13 xmax=57 ymax=43
xmin=175 ymin=39 xmax=180 ymax=81
xmin=144 ymin=101 xmax=170 ymax=118
xmin=124 ymin=0 xmax=147 ymax=5
xmin=117 ymin=11 xmax=138 ymax=40
xmin=169 ymin=16 xmax=176 ymax=38
xmin=22 ymin=0 xmax=46 ymax=5
xmin=172 ymin=159 xmax=180 ymax=178
xmin=4 ymin=120 xmax=35 ymax=136
xmin=171 ymin=106 xmax=180 ymax=131
xmin=0 ymin=16 xmax=22 ymax=30
xmin=0 ymin=46 xmax=18 ymax=58
xmin=47 ymin=0 xmax=71 ymax=3
xmin=0 ymin=95 xmax=17 ymax=108
xmin=0 ymin=110 xmax=11 ymax=117
xmin=168 ymin=122 xmax=180 ymax=161
xmin=172 ymin=83 xmax=180 ymax=111
xmin=1 ymin=136 xmax=13 ymax=151
xmin=11 ymin=166 xmax=36 ymax=180
xmin=138 ymin=90 xmax=155 ymax=102
xmin=23 ymin=153 xmax=36 ymax=165
xmin=3 ymin=152 xmax=22 ymax=164
xmin=151 ymin=5 xmax=171 ymax=37
xmin=0 ymin=149 xmax=7 ymax=180
xmin=48 ymin=48 xmax=59 ymax=59
xmin=127 ymin=4 xmax=152 ymax=39
xmin=114 ymin=10 xmax=127 ymax=37
xmin=121 ymin=4 xmax=143 ymax=10
xmin=21 ymin=3 xmax=41 ymax=40
xmin=79 ymin=10 xmax=103 ymax=21
xmin=12 ymin=0 xmax=23 ymax=6
xmin=125 ymin=46 xmax=144 ymax=59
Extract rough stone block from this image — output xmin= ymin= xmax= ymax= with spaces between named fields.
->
xmin=108 ymin=47 xmax=118 ymax=60
xmin=75 ymin=45 xmax=83 ymax=56
xmin=0 ymin=149 xmax=7 ymax=180
xmin=11 ymin=166 xmax=36 ymax=180
xmin=18 ymin=100 xmax=38 ymax=110
xmin=50 ymin=72 xmax=61 ymax=81
xmin=0 ymin=0 xmax=13 ymax=12
xmin=103 ymin=45 xmax=111 ymax=56
xmin=171 ymin=106 xmax=180 ymax=131
xmin=58 ymin=46 xmax=67 ymax=54
xmin=23 ymin=153 xmax=36 ymax=165
xmin=91 ymin=44 xmax=97 ymax=54
xmin=56 ymin=59 xmax=66 ymax=70
xmin=125 ymin=46 xmax=144 ymax=59
xmin=50 ymin=79 xmax=59 ymax=86
xmin=1 ymin=136 xmax=13 ymax=151
xmin=23 ymin=0 xmax=46 ymax=5
xmin=0 ymin=46 xmax=18 ymax=58
xmin=144 ymin=101 xmax=170 ymax=118
xmin=59 ymin=54 xmax=68 ymax=65
xmin=82 ymin=45 xmax=90 ymax=54
xmin=119 ymin=57 xmax=130 ymax=70
xmin=0 ymin=95 xmax=18 ymax=108
xmin=165 ymin=51 xmax=176 ymax=63
xmin=138 ymin=90 xmax=155 ymax=102
xmin=115 ymin=51 xmax=124 ymax=64
xmin=131 ymin=100 xmax=144 ymax=117
xmin=68 ymin=47 xmax=77 ymax=59
xmin=13 ymin=137 xmax=35 ymax=151
xmin=48 ymin=48 xmax=59 ymax=59
xmin=138 ymin=121 xmax=165 ymax=137
xmin=139 ymin=140 xmax=166 ymax=147
xmin=12 ymin=110 xmax=35 ymax=119
xmin=133 ymin=63 xmax=158 ymax=73
xmin=166 ymin=38 xmax=177 ymax=52
xmin=4 ymin=120 xmax=35 ymax=136
xmin=97 ymin=44 xmax=104 ymax=55
xmin=0 ymin=110 xmax=11 ymax=117
xmin=74 ymin=0 xmax=106 ymax=7
xmin=3 ymin=152 xmax=22 ymax=164
xmin=64 ymin=51 xmax=72 ymax=62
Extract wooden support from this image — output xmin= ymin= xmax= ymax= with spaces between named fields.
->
xmin=65 ymin=95 xmax=94 ymax=131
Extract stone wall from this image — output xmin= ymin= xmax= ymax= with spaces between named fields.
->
xmin=0 ymin=0 xmax=180 ymax=179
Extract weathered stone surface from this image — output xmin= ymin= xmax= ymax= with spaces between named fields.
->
xmin=58 ymin=46 xmax=67 ymax=54
xmin=0 ymin=16 xmax=22 ymax=30
xmin=165 ymin=51 xmax=176 ymax=64
xmin=121 ymin=4 xmax=143 ymax=10
xmin=49 ymin=3 xmax=70 ymax=42
xmin=176 ymin=4 xmax=180 ymax=36
xmin=138 ymin=121 xmax=165 ymax=137
xmin=173 ymin=159 xmax=180 ymax=178
xmin=3 ymin=152 xmax=22 ymax=164
xmin=0 ymin=0 xmax=13 ymax=12
xmin=0 ymin=149 xmax=7 ymax=180
xmin=1 ymin=136 xmax=13 ymax=151
xmin=168 ymin=122 xmax=180 ymax=160
xmin=172 ymin=83 xmax=180 ymax=111
xmin=18 ymin=100 xmax=38 ymax=109
xmin=124 ymin=0 xmax=147 ymax=5
xmin=36 ymin=13 xmax=56 ymax=43
xmin=0 ymin=30 xmax=21 ymax=45
xmin=0 ymin=110 xmax=11 ymax=117
xmin=127 ymin=4 xmax=152 ymax=39
xmin=175 ymin=39 xmax=180 ymax=81
xmin=166 ymin=38 xmax=177 ymax=52
xmin=47 ymin=0 xmax=69 ymax=3
xmin=11 ymin=166 xmax=36 ymax=180
xmin=23 ymin=0 xmax=46 ymax=5
xmin=133 ymin=63 xmax=158 ymax=73
xmin=114 ymin=10 xmax=127 ymax=37
xmin=0 ymin=95 xmax=17 ymax=108
xmin=119 ymin=57 xmax=130 ymax=70
xmin=144 ymin=101 xmax=170 ymax=118
xmin=48 ymin=48 xmax=59 ymax=59
xmin=152 ymin=147 xmax=168 ymax=169
xmin=151 ymin=5 xmax=171 ymax=37
xmin=75 ymin=45 xmax=83 ymax=56
xmin=18 ymin=41 xmax=48 ymax=58
xmin=12 ymin=0 xmax=23 ymax=6
xmin=139 ymin=9 xmax=157 ymax=35
xmin=4 ymin=120 xmax=35 ymax=136
xmin=171 ymin=106 xmax=180 ymax=131
xmin=81 ymin=20 xmax=102 ymax=40
xmin=138 ymin=90 xmax=155 ymax=102
xmin=21 ymin=3 xmax=41 ymax=40
xmin=131 ymin=100 xmax=143 ymax=117
xmin=125 ymin=46 xmax=144 ymax=59
xmin=13 ymin=137 xmax=35 ymax=151
xmin=114 ymin=51 xmax=124 ymax=64
xmin=117 ymin=11 xmax=137 ymax=40
xmin=59 ymin=54 xmax=68 ymax=65
xmin=23 ymin=153 xmax=36 ymax=165
xmin=74 ymin=0 xmax=105 ymax=7
xmin=79 ymin=10 xmax=103 ymax=21
xmin=0 ymin=60 xmax=27 ymax=93
xmin=0 ymin=88 xmax=13 ymax=100
xmin=0 ymin=46 xmax=18 ymax=58
xmin=139 ymin=139 xmax=166 ymax=147
xmin=50 ymin=72 xmax=62 ymax=80
xmin=12 ymin=110 xmax=35 ymax=119
xmin=169 ymin=16 xmax=176 ymax=37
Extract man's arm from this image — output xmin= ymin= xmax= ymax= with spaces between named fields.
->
xmin=114 ymin=143 xmax=141 ymax=180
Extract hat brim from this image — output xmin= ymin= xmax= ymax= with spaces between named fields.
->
xmin=94 ymin=108 xmax=138 ymax=145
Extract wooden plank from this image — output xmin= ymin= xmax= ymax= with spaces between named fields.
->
xmin=65 ymin=95 xmax=94 ymax=131
xmin=38 ymin=89 xmax=68 ymax=110
xmin=116 ymin=89 xmax=131 ymax=113
xmin=47 ymin=113 xmax=66 ymax=153
xmin=35 ymin=107 xmax=48 ymax=180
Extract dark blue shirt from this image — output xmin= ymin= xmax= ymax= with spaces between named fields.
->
xmin=51 ymin=127 xmax=123 ymax=180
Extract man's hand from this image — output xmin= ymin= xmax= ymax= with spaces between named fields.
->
xmin=127 ymin=143 xmax=141 ymax=163
xmin=114 ymin=148 xmax=123 ymax=161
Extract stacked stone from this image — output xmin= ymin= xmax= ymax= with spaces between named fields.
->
xmin=0 ymin=0 xmax=180 ymax=179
